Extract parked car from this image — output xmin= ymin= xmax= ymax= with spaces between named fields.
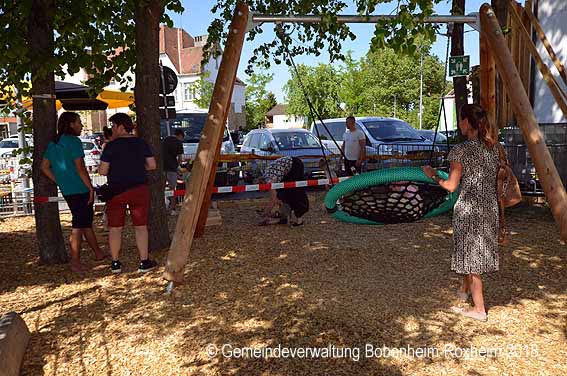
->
xmin=80 ymin=138 xmax=102 ymax=172
xmin=240 ymin=128 xmax=332 ymax=181
xmin=160 ymin=111 xmax=239 ymax=186
xmin=0 ymin=136 xmax=33 ymax=158
xmin=311 ymin=117 xmax=437 ymax=169
xmin=416 ymin=129 xmax=449 ymax=152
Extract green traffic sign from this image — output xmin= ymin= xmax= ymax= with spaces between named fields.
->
xmin=449 ymin=55 xmax=470 ymax=77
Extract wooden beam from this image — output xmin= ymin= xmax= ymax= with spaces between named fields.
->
xmin=480 ymin=4 xmax=567 ymax=242
xmin=508 ymin=0 xmax=567 ymax=114
xmin=163 ymin=3 xmax=249 ymax=284
xmin=480 ymin=31 xmax=497 ymax=127
xmin=194 ymin=76 xmax=238 ymax=239
xmin=519 ymin=0 xmax=532 ymax=94
xmin=0 ymin=312 xmax=30 ymax=376
xmin=524 ymin=1 xmax=567 ymax=87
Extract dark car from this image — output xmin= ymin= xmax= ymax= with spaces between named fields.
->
xmin=417 ymin=129 xmax=450 ymax=152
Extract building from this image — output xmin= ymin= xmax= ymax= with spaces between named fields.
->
xmin=64 ymin=25 xmax=246 ymax=132
xmin=532 ymin=0 xmax=567 ymax=124
xmin=156 ymin=26 xmax=246 ymax=130
xmin=0 ymin=116 xmax=18 ymax=138
xmin=265 ymin=104 xmax=305 ymax=129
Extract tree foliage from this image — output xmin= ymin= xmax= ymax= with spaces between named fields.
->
xmin=205 ymin=0 xmax=443 ymax=74
xmin=284 ymin=63 xmax=343 ymax=121
xmin=193 ymin=73 xmax=215 ymax=109
xmin=284 ymin=47 xmax=449 ymax=129
xmin=0 ymin=0 xmax=183 ymax=261
xmin=245 ymin=72 xmax=277 ymax=129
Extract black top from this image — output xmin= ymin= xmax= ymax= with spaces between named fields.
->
xmin=101 ymin=137 xmax=153 ymax=193
xmin=161 ymin=136 xmax=184 ymax=172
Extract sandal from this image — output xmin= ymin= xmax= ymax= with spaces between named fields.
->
xmin=450 ymin=306 xmax=487 ymax=322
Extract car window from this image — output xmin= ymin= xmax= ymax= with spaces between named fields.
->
xmin=0 ymin=140 xmax=19 ymax=148
xmin=313 ymin=121 xmax=347 ymax=142
xmin=82 ymin=142 xmax=95 ymax=150
xmin=259 ymin=134 xmax=270 ymax=149
xmin=249 ymin=133 xmax=261 ymax=148
xmin=161 ymin=113 xmax=208 ymax=141
xmin=362 ymin=120 xmax=422 ymax=141
xmin=242 ymin=134 xmax=251 ymax=147
xmin=272 ymin=132 xmax=321 ymax=150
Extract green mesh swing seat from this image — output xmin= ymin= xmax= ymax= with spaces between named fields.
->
xmin=324 ymin=167 xmax=458 ymax=225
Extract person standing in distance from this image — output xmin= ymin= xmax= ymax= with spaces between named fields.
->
xmin=98 ymin=113 xmax=158 ymax=274
xmin=162 ymin=128 xmax=184 ymax=215
xmin=41 ymin=112 xmax=106 ymax=273
xmin=341 ymin=116 xmax=366 ymax=176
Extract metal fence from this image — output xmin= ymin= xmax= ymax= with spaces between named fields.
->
xmin=503 ymin=124 xmax=567 ymax=196
xmin=6 ymin=134 xmax=565 ymax=216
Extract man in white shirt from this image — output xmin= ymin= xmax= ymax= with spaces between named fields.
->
xmin=342 ymin=116 xmax=366 ymax=175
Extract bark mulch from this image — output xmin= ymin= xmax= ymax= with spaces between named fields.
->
xmin=1 ymin=192 xmax=566 ymax=375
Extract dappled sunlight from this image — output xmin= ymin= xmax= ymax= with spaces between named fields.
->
xmin=1 ymin=192 xmax=567 ymax=374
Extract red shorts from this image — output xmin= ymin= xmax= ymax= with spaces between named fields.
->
xmin=106 ymin=184 xmax=150 ymax=227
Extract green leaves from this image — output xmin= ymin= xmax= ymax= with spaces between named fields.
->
xmin=207 ymin=0 xmax=443 ymax=74
xmin=284 ymin=47 xmax=449 ymax=129
xmin=245 ymin=72 xmax=277 ymax=129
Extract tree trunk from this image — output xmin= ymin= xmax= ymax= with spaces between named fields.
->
xmin=135 ymin=0 xmax=170 ymax=252
xmin=28 ymin=0 xmax=67 ymax=264
xmin=451 ymin=0 xmax=468 ymax=124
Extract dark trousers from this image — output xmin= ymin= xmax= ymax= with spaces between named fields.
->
xmin=278 ymin=157 xmax=309 ymax=218
xmin=344 ymin=159 xmax=361 ymax=176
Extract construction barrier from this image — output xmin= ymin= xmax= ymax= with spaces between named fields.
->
xmin=33 ymin=177 xmax=351 ymax=203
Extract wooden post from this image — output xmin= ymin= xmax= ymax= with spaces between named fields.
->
xmin=508 ymin=1 xmax=567 ymax=115
xmin=480 ymin=31 xmax=497 ymax=127
xmin=194 ymin=76 xmax=237 ymax=239
xmin=163 ymin=3 xmax=249 ymax=284
xmin=519 ymin=0 xmax=532 ymax=94
xmin=480 ymin=4 xmax=567 ymax=242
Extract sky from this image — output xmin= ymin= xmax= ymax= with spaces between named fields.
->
xmin=169 ymin=0 xmax=487 ymax=102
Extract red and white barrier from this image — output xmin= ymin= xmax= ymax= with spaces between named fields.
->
xmin=169 ymin=177 xmax=349 ymax=197
xmin=34 ymin=176 xmax=351 ymax=203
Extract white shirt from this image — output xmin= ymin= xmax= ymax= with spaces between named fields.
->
xmin=343 ymin=129 xmax=365 ymax=161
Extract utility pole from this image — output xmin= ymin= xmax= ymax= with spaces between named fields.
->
xmin=419 ymin=46 xmax=424 ymax=129
xmin=392 ymin=94 xmax=397 ymax=118
xmin=14 ymin=88 xmax=31 ymax=214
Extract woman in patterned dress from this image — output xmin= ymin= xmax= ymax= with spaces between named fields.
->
xmin=422 ymin=104 xmax=499 ymax=321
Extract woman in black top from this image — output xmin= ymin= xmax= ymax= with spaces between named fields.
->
xmin=99 ymin=113 xmax=158 ymax=274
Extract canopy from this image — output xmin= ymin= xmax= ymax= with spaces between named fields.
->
xmin=3 ymin=81 xmax=134 ymax=111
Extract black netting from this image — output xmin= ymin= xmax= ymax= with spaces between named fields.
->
xmin=338 ymin=181 xmax=448 ymax=224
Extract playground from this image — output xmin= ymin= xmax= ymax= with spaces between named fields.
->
xmin=2 ymin=192 xmax=566 ymax=375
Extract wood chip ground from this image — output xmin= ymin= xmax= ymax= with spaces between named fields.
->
xmin=1 ymin=192 xmax=566 ymax=375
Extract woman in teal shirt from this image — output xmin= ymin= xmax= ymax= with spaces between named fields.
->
xmin=41 ymin=112 xmax=105 ymax=272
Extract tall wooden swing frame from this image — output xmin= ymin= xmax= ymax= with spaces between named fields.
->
xmin=163 ymin=2 xmax=567 ymax=290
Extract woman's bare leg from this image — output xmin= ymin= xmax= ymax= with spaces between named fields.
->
xmin=468 ymin=274 xmax=486 ymax=314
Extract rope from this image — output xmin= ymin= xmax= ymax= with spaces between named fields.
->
xmin=428 ymin=30 xmax=452 ymax=165
xmin=275 ymin=25 xmax=348 ymax=184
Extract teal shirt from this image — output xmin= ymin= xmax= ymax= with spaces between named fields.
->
xmin=43 ymin=134 xmax=89 ymax=196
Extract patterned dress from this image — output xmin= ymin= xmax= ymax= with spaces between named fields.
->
xmin=448 ymin=140 xmax=500 ymax=274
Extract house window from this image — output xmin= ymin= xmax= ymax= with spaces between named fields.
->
xmin=183 ymin=83 xmax=195 ymax=101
